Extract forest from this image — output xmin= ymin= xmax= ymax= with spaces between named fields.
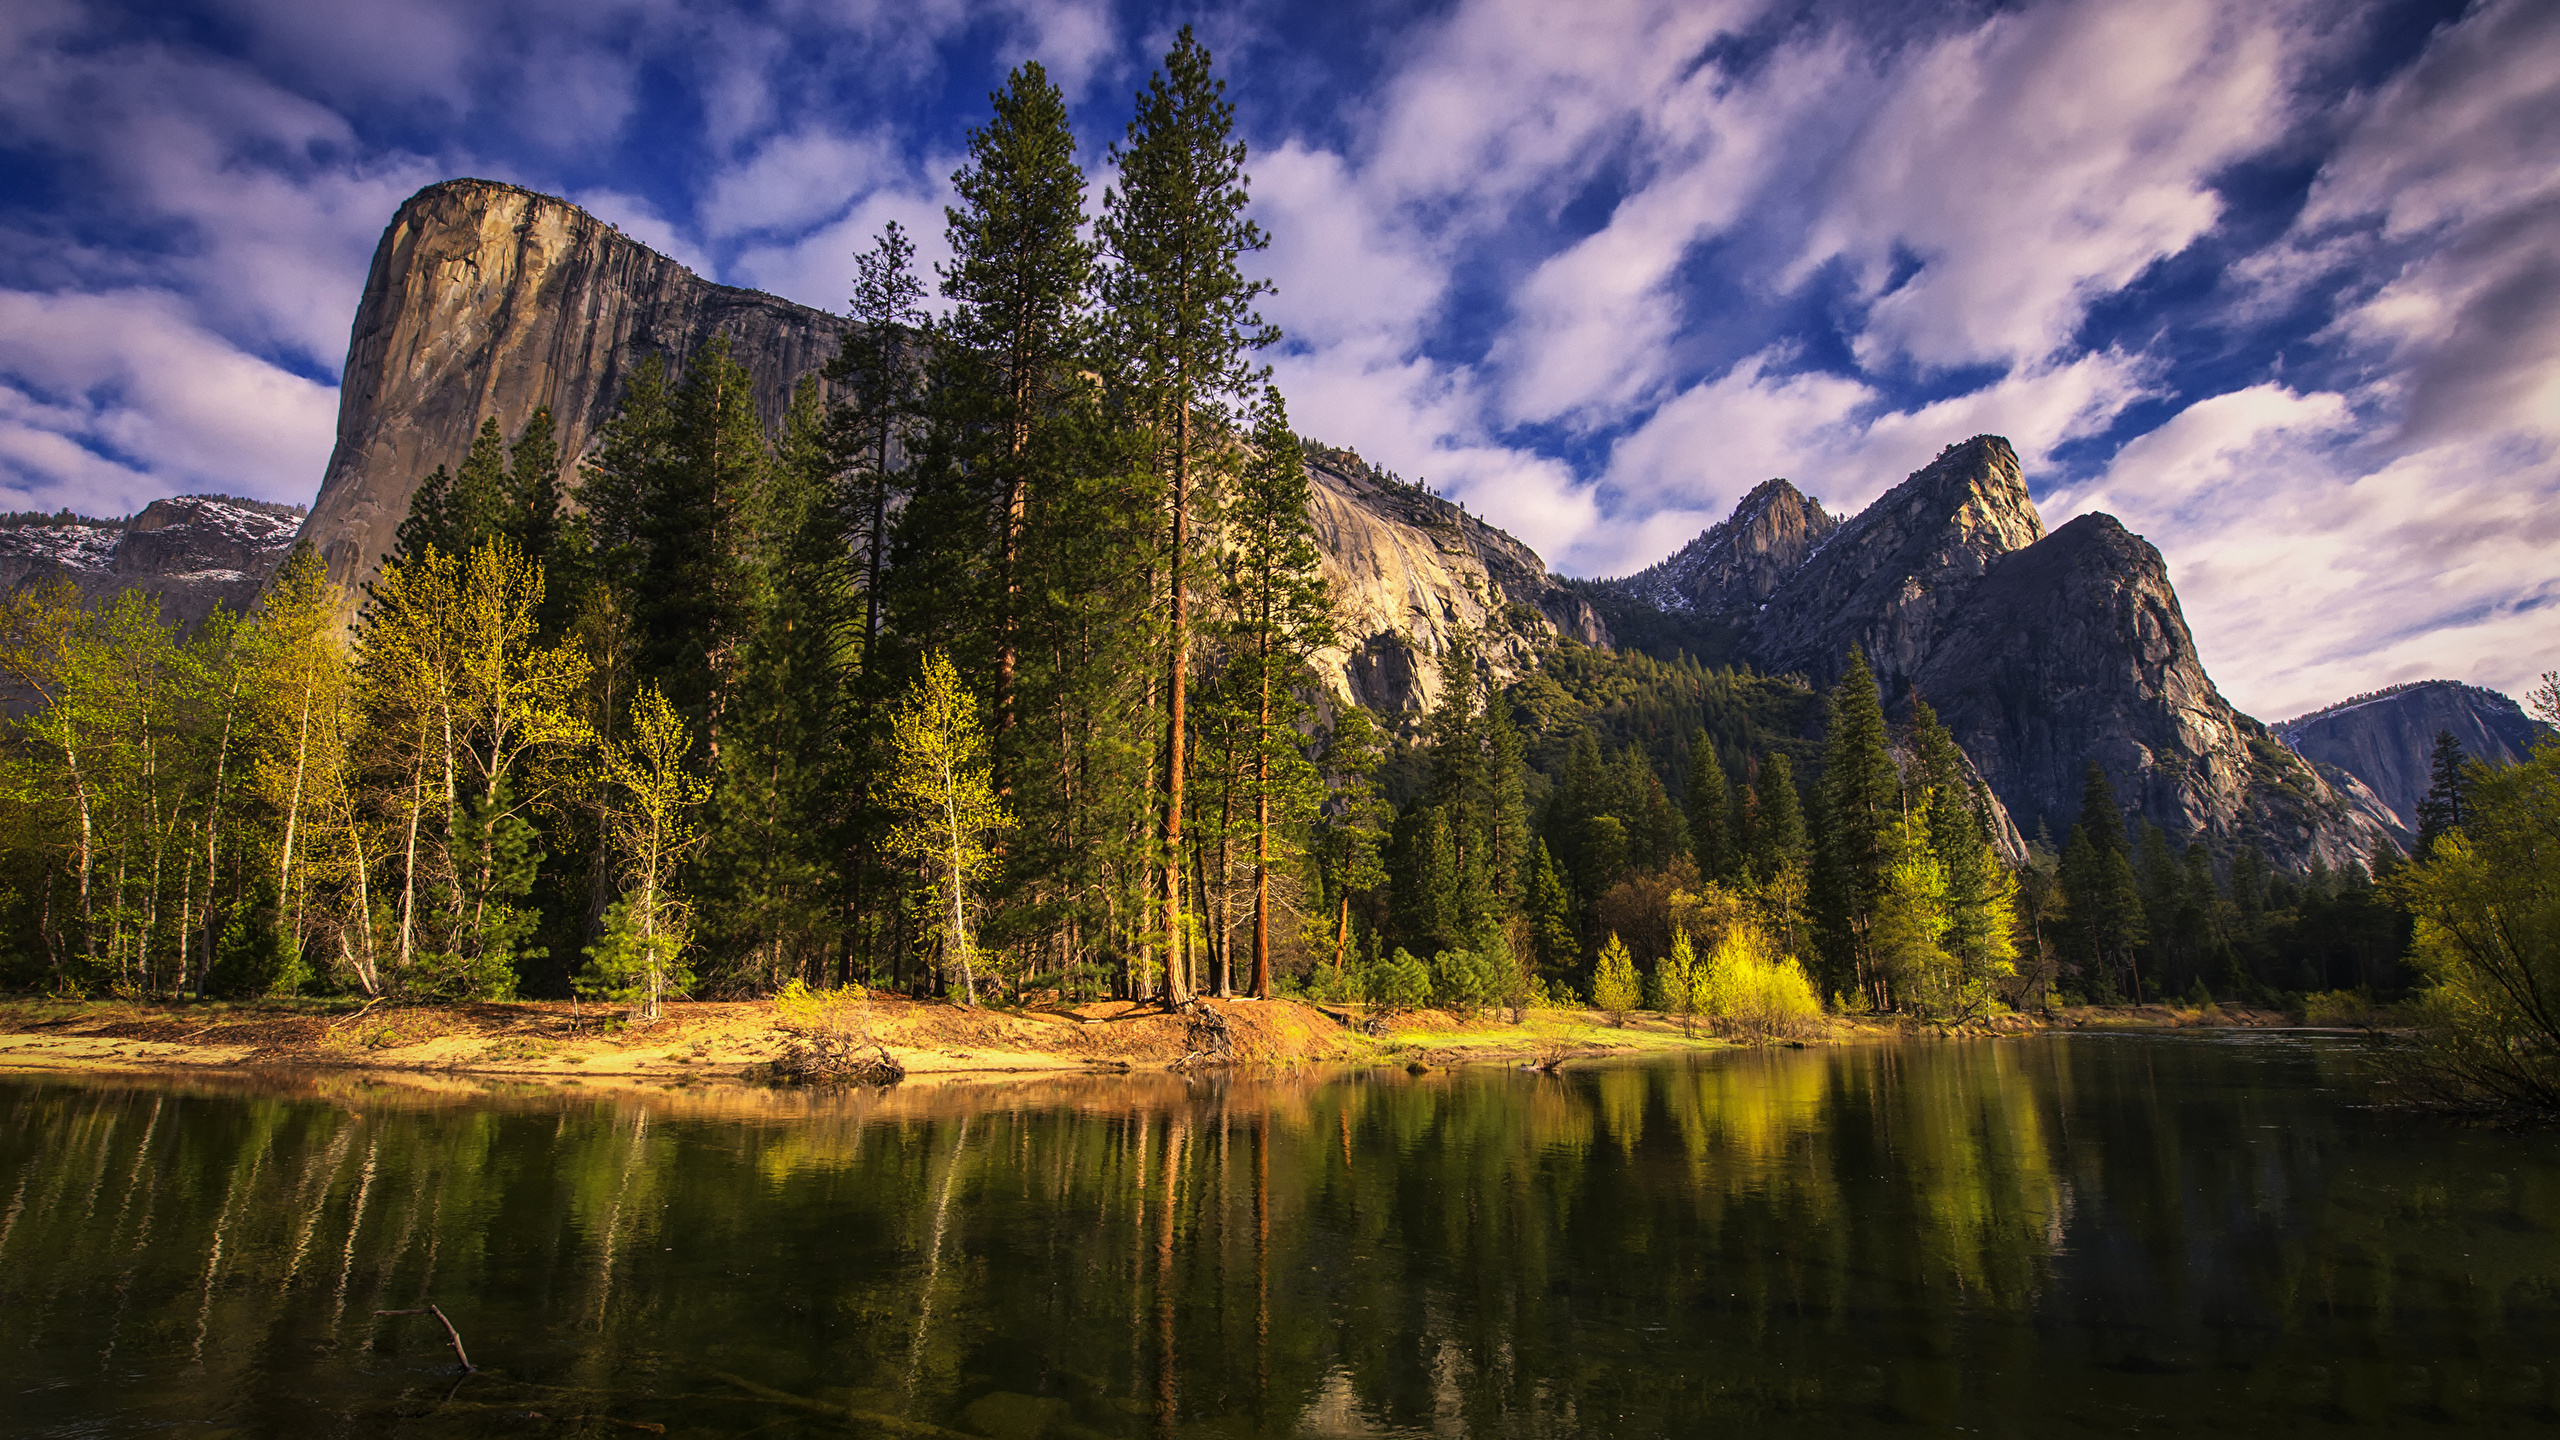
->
xmin=0 ymin=32 xmax=2520 ymax=1049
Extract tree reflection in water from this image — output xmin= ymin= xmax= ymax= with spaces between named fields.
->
xmin=3 ymin=1034 xmax=2556 ymax=1435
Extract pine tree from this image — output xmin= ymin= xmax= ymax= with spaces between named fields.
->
xmin=1100 ymin=26 xmax=1276 ymax=1004
xmin=638 ymin=338 xmax=767 ymax=747
xmin=1316 ymin=705 xmax=1390 ymax=985
xmin=449 ymin=417 xmax=512 ymax=552
xmin=936 ymin=65 xmax=1094 ymax=748
xmin=506 ymin=406 xmax=564 ymax=578
xmin=1525 ymin=839 xmax=1579 ymax=985
xmin=1815 ymin=649 xmax=1898 ymax=1005
xmin=1686 ymin=732 xmax=1733 ymax=881
xmin=2059 ymin=763 xmax=2147 ymax=1001
xmin=1223 ymin=388 xmax=1333 ymax=996
xmin=1751 ymin=752 xmax=1807 ymax=881
xmin=2415 ymin=730 xmax=2471 ymax=855
xmin=694 ymin=380 xmax=854 ymax=990
xmin=828 ymin=222 xmax=927 ymax=660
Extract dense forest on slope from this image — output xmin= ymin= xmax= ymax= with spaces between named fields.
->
xmin=0 ymin=33 xmax=2478 ymax=1027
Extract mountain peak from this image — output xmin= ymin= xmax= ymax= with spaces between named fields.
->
xmin=1743 ymin=435 xmax=2044 ymax=692
xmin=1614 ymin=477 xmax=1840 ymax=616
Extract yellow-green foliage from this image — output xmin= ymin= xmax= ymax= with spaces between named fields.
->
xmin=2388 ymin=735 xmax=2560 ymax=1112
xmin=1698 ymin=922 xmax=1823 ymax=1042
xmin=773 ymin=977 xmax=872 ymax=1037
xmin=879 ymin=650 xmax=1012 ymax=1005
xmin=1591 ymin=933 xmax=1642 ymax=1024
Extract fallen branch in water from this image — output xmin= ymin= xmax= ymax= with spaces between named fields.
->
xmin=375 ymin=1303 xmax=474 ymax=1371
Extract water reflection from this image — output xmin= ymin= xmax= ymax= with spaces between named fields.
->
xmin=4 ymin=1035 xmax=2556 ymax=1436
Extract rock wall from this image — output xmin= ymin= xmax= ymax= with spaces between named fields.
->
xmin=298 ymin=178 xmax=852 ymax=621
xmin=2276 ymin=680 xmax=2552 ymax=834
xmin=1306 ymin=452 xmax=1608 ymax=726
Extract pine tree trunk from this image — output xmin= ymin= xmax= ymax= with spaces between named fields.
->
xmin=1254 ymin=655 xmax=1271 ymax=1000
xmin=1163 ymin=414 xmax=1191 ymax=1005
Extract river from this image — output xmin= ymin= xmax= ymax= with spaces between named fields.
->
xmin=4 ymin=1033 xmax=2555 ymax=1436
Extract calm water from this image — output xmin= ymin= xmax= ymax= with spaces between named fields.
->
xmin=4 ymin=1035 xmax=2557 ymax=1437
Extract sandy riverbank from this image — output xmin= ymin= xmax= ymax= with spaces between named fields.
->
xmin=0 ymin=992 xmax=2313 ymax=1088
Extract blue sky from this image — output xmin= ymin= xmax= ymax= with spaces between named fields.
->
xmin=0 ymin=0 xmax=2553 ymax=718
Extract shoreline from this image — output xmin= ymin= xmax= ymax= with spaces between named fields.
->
xmin=0 ymin=993 xmax=2330 ymax=1089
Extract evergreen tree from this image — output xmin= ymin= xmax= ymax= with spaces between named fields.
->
xmin=385 ymin=465 xmax=456 ymax=576
xmin=2058 ymin=764 xmax=2147 ymax=1001
xmin=1525 ymin=839 xmax=1579 ymax=985
xmin=1750 ymin=752 xmax=1807 ymax=881
xmin=2415 ymin=729 xmax=2471 ymax=855
xmin=1316 ymin=706 xmax=1390 ymax=984
xmin=1685 ymin=732 xmax=1733 ymax=881
xmin=693 ymin=380 xmax=853 ymax=990
xmin=506 ymin=406 xmax=564 ymax=578
xmin=1100 ymin=26 xmax=1276 ymax=1004
xmin=1223 ymin=388 xmax=1333 ymax=996
xmin=1815 ymin=649 xmax=1897 ymax=1004
xmin=827 ymin=222 xmax=927 ymax=659
xmin=638 ymin=337 xmax=767 ymax=747
xmin=935 ymin=65 xmax=1094 ymax=747
xmin=449 ymin=417 xmax=512 ymax=552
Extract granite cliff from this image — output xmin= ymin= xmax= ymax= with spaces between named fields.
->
xmin=299 ymin=179 xmax=853 ymax=619
xmin=1304 ymin=446 xmax=1608 ymax=724
xmin=0 ymin=497 xmax=303 ymax=628
xmin=2276 ymin=681 xmax=2552 ymax=835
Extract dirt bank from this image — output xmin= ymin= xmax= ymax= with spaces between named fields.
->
xmin=0 ymin=994 xmax=2310 ymax=1087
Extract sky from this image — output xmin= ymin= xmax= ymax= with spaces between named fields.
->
xmin=0 ymin=0 xmax=2553 ymax=719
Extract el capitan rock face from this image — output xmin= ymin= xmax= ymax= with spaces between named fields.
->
xmin=298 ymin=178 xmax=853 ymax=617
xmin=2276 ymin=680 xmax=2552 ymax=834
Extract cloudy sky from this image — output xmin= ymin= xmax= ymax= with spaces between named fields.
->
xmin=1 ymin=0 xmax=2552 ymax=717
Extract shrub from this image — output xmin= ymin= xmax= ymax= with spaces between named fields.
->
xmin=1365 ymin=948 xmax=1433 ymax=1012
xmin=1430 ymin=946 xmax=1506 ymax=1016
xmin=1699 ymin=923 xmax=1822 ymax=1042
xmin=1591 ymin=934 xmax=1642 ymax=1025
xmin=2385 ymin=735 xmax=2560 ymax=1115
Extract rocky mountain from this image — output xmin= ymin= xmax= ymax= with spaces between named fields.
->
xmin=2276 ymin=681 xmax=2552 ymax=834
xmin=0 ymin=497 xmax=304 ymax=627
xmin=299 ymin=178 xmax=852 ymax=621
xmin=1601 ymin=438 xmax=2393 ymax=868
xmin=1615 ymin=478 xmax=1841 ymax=616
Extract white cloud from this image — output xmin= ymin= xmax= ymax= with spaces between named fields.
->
xmin=701 ymin=129 xmax=905 ymax=241
xmin=1797 ymin=0 xmax=2303 ymax=371
xmin=0 ymin=289 xmax=339 ymax=514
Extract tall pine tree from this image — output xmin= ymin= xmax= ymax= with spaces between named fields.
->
xmin=1100 ymin=26 xmax=1276 ymax=1003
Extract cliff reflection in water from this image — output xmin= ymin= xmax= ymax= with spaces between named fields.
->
xmin=5 ymin=1034 xmax=2557 ymax=1436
